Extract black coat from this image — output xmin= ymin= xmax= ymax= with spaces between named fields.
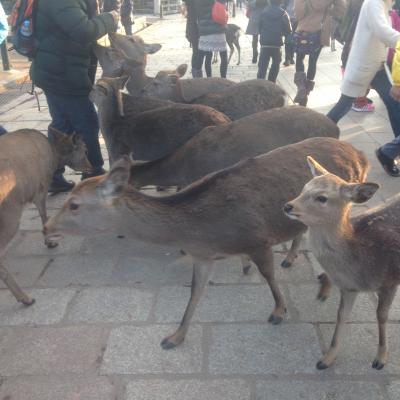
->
xmin=259 ymin=4 xmax=291 ymax=47
xmin=184 ymin=0 xmax=199 ymax=44
xmin=195 ymin=0 xmax=226 ymax=36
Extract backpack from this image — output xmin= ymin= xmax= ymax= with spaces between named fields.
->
xmin=10 ymin=0 xmax=38 ymax=58
xmin=212 ymin=1 xmax=228 ymax=26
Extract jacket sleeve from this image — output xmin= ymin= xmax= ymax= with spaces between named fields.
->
xmin=366 ymin=0 xmax=400 ymax=49
xmin=393 ymin=41 xmax=400 ymax=85
xmin=49 ymin=0 xmax=116 ymax=43
xmin=294 ymin=0 xmax=307 ymax=21
xmin=282 ymin=10 xmax=292 ymax=35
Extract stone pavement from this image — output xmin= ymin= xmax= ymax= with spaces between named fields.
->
xmin=0 ymin=10 xmax=399 ymax=400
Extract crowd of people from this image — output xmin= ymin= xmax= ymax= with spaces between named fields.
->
xmin=184 ymin=0 xmax=400 ymax=176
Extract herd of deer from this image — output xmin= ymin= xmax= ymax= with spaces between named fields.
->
xmin=1 ymin=32 xmax=400 ymax=372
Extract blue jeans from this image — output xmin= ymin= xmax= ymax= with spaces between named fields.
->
xmin=45 ymin=92 xmax=104 ymax=181
xmin=327 ymin=69 xmax=400 ymax=158
xmin=257 ymin=47 xmax=281 ymax=82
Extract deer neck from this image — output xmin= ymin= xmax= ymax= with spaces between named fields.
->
xmin=126 ymin=67 xmax=153 ymax=95
xmin=49 ymin=141 xmax=66 ymax=172
xmin=172 ymin=80 xmax=186 ymax=102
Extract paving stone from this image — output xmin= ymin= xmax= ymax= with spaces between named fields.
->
xmin=101 ymin=325 xmax=202 ymax=374
xmin=37 ymin=254 xmax=117 ymax=287
xmin=209 ymin=323 xmax=321 ymax=374
xmin=125 ymin=379 xmax=251 ymax=400
xmin=273 ymin=252 xmax=314 ymax=283
xmin=209 ymin=257 xmax=262 ymax=284
xmin=0 ymin=256 xmax=50 ymax=288
xmin=154 ymin=285 xmax=279 ymax=323
xmin=256 ymin=380 xmax=387 ymax=400
xmin=0 ymin=288 xmax=75 ymax=326
xmin=387 ymin=381 xmax=400 ymax=400
xmin=0 ymin=326 xmax=108 ymax=376
xmin=67 ymin=287 xmax=154 ymax=323
xmin=319 ymin=324 xmax=400 ymax=375
xmin=0 ymin=376 xmax=116 ymax=400
xmin=288 ymin=284 xmax=376 ymax=322
xmin=7 ymin=231 xmax=84 ymax=257
xmin=112 ymin=252 xmax=191 ymax=286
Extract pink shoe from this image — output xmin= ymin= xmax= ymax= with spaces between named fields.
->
xmin=351 ymin=102 xmax=375 ymax=112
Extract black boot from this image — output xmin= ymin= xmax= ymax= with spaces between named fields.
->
xmin=252 ymin=50 xmax=258 ymax=64
xmin=48 ymin=176 xmax=75 ymax=194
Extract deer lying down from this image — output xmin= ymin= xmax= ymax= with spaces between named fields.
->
xmin=285 ymin=158 xmax=400 ymax=371
xmin=0 ymin=129 xmax=90 ymax=305
xmin=129 ymin=106 xmax=340 ymax=269
xmin=90 ymin=77 xmax=230 ymax=164
xmin=45 ymin=137 xmax=368 ymax=350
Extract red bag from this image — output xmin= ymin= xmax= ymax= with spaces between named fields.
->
xmin=212 ymin=1 xmax=228 ymax=26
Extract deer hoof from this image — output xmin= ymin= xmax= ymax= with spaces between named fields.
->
xmin=372 ymin=359 xmax=385 ymax=370
xmin=160 ymin=336 xmax=183 ymax=350
xmin=280 ymin=259 xmax=292 ymax=268
xmin=45 ymin=239 xmax=59 ymax=249
xmin=317 ymin=292 xmax=328 ymax=302
xmin=268 ymin=314 xmax=283 ymax=325
xmin=21 ymin=297 xmax=35 ymax=306
xmin=316 ymin=360 xmax=329 ymax=370
xmin=242 ymin=265 xmax=251 ymax=275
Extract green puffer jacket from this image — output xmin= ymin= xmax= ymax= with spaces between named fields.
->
xmin=30 ymin=0 xmax=116 ymax=96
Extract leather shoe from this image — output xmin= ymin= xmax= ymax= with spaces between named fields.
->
xmin=81 ymin=167 xmax=107 ymax=181
xmin=48 ymin=177 xmax=75 ymax=193
xmin=375 ymin=148 xmax=400 ymax=177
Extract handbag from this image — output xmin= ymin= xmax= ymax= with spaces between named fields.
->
xmin=212 ymin=1 xmax=228 ymax=25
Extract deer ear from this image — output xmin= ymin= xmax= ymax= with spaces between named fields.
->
xmin=48 ymin=126 xmax=67 ymax=142
xmin=100 ymin=156 xmax=131 ymax=197
xmin=176 ymin=63 xmax=188 ymax=77
xmin=307 ymin=156 xmax=329 ymax=177
xmin=143 ymin=43 xmax=162 ymax=54
xmin=341 ymin=182 xmax=379 ymax=203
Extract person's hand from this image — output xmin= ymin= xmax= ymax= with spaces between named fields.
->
xmin=109 ymin=10 xmax=120 ymax=26
xmin=390 ymin=85 xmax=400 ymax=102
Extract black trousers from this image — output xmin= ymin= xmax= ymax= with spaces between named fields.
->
xmin=257 ymin=47 xmax=281 ymax=82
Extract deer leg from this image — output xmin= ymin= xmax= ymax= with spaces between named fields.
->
xmin=251 ymin=247 xmax=286 ymax=324
xmin=372 ymin=286 xmax=397 ymax=370
xmin=281 ymin=232 xmax=303 ymax=268
xmin=33 ymin=192 xmax=58 ymax=249
xmin=241 ymin=255 xmax=252 ymax=274
xmin=0 ymin=261 xmax=34 ymax=305
xmin=227 ymin=43 xmax=234 ymax=65
xmin=317 ymin=289 xmax=357 ymax=370
xmin=161 ymin=258 xmax=214 ymax=350
xmin=235 ymin=40 xmax=240 ymax=65
xmin=212 ymin=51 xmax=218 ymax=64
xmin=317 ymin=273 xmax=332 ymax=301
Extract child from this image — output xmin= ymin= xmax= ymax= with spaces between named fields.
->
xmin=257 ymin=0 xmax=291 ymax=82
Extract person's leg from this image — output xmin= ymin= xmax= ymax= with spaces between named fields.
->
xmin=204 ymin=51 xmax=213 ymax=77
xmin=252 ymin=34 xmax=259 ymax=63
xmin=283 ymin=37 xmax=291 ymax=66
xmin=123 ymin=23 xmax=132 ymax=35
xmin=268 ymin=48 xmax=281 ymax=83
xmin=326 ymin=94 xmax=355 ymax=123
xmin=306 ymin=47 xmax=322 ymax=81
xmin=257 ymin=47 xmax=270 ymax=79
xmin=294 ymin=52 xmax=307 ymax=104
xmin=219 ymin=50 xmax=228 ymax=78
xmin=191 ymin=40 xmax=202 ymax=77
xmin=194 ymin=48 xmax=206 ymax=77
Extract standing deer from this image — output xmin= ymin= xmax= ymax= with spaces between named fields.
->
xmin=284 ymin=157 xmax=400 ymax=371
xmin=45 ymin=138 xmax=368 ymax=350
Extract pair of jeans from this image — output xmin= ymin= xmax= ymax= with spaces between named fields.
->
xmin=45 ymin=92 xmax=104 ymax=182
xmin=295 ymin=46 xmax=322 ymax=80
xmin=257 ymin=47 xmax=281 ymax=82
xmin=196 ymin=49 xmax=228 ymax=78
xmin=327 ymin=68 xmax=400 ymax=159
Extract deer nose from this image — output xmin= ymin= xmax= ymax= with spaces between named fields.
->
xmin=283 ymin=203 xmax=293 ymax=214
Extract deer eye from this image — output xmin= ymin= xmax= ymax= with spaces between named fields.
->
xmin=316 ymin=195 xmax=327 ymax=203
xmin=69 ymin=201 xmax=80 ymax=211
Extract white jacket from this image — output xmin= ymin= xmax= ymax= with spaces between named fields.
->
xmin=341 ymin=0 xmax=400 ymax=97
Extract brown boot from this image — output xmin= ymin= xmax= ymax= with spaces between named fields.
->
xmin=293 ymin=72 xmax=307 ymax=105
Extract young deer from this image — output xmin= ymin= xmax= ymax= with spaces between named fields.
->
xmin=0 ymin=128 xmax=91 ymax=305
xmin=284 ymin=157 xmax=399 ymax=371
xmin=44 ymin=138 xmax=368 ymax=350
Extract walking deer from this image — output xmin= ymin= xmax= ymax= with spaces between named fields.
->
xmin=0 ymin=129 xmax=91 ymax=305
xmin=284 ymin=157 xmax=399 ymax=370
xmin=45 ymin=138 xmax=368 ymax=350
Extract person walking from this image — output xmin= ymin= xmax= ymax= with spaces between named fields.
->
xmin=293 ymin=0 xmax=345 ymax=106
xmin=246 ymin=0 xmax=268 ymax=64
xmin=31 ymin=0 xmax=119 ymax=193
xmin=184 ymin=0 xmax=201 ymax=77
xmin=257 ymin=0 xmax=291 ymax=82
xmin=325 ymin=0 xmax=400 ymax=176
xmin=121 ymin=0 xmax=134 ymax=35
xmin=194 ymin=0 xmax=229 ymax=78
xmin=0 ymin=3 xmax=8 ymax=135
xmin=283 ymin=0 xmax=297 ymax=66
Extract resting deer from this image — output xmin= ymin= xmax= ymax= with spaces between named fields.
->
xmin=284 ymin=157 xmax=399 ymax=371
xmin=0 ymin=128 xmax=91 ymax=305
xmin=44 ymin=138 xmax=368 ymax=350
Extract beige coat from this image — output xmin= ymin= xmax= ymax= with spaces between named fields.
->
xmin=294 ymin=0 xmax=346 ymax=46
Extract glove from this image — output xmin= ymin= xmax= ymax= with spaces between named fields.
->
xmin=109 ymin=10 xmax=120 ymax=26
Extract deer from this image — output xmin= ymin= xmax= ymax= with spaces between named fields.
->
xmin=284 ymin=157 xmax=400 ymax=371
xmin=44 ymin=137 xmax=369 ymax=350
xmin=142 ymin=77 xmax=287 ymax=120
xmin=0 ymin=128 xmax=91 ymax=306
xmin=128 ymin=105 xmax=340 ymax=270
xmin=90 ymin=76 xmax=230 ymax=165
